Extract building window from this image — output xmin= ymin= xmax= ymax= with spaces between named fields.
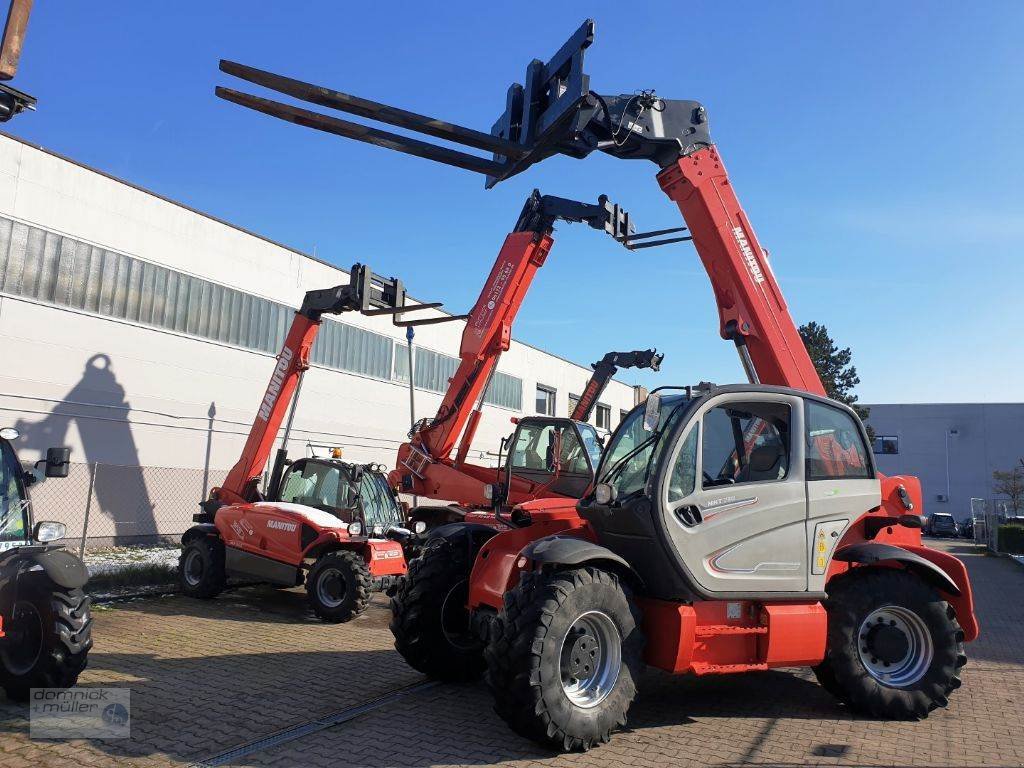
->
xmin=568 ymin=393 xmax=580 ymax=417
xmin=872 ymin=435 xmax=899 ymax=455
xmin=393 ymin=342 xmax=522 ymax=410
xmin=596 ymin=403 xmax=611 ymax=430
xmin=536 ymin=385 xmax=556 ymax=416
xmin=0 ymin=214 xmax=396 ymax=380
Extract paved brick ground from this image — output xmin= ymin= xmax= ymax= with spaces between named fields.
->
xmin=1 ymin=540 xmax=1022 ymax=767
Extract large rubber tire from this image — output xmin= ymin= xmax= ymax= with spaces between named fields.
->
xmin=178 ymin=536 xmax=226 ymax=599
xmin=0 ymin=577 xmax=93 ymax=701
xmin=485 ymin=567 xmax=645 ymax=752
xmin=306 ymin=550 xmax=371 ymax=623
xmin=390 ymin=537 xmax=484 ymax=681
xmin=815 ymin=568 xmax=966 ymax=719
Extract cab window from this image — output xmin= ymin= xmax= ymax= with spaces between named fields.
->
xmin=510 ymin=423 xmax=590 ymax=475
xmin=805 ymin=401 xmax=871 ymax=480
xmin=667 ymin=427 xmax=699 ymax=503
xmin=279 ymin=461 xmax=351 ymax=511
xmin=0 ymin=441 xmax=28 ymax=543
xmin=701 ymin=401 xmax=791 ymax=488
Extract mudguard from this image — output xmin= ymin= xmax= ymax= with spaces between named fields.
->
xmin=522 ymin=535 xmax=642 ymax=587
xmin=425 ymin=522 xmax=498 ymax=545
xmin=182 ymin=524 xmax=220 ymax=545
xmin=834 ymin=542 xmax=960 ymax=596
xmin=29 ymin=548 xmax=89 ymax=590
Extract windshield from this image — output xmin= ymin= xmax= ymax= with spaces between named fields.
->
xmin=0 ymin=440 xmax=29 ymax=545
xmin=279 ymin=460 xmax=356 ymax=518
xmin=597 ymin=395 xmax=691 ymax=500
xmin=358 ymin=471 xmax=403 ymax=529
xmin=576 ymin=423 xmax=604 ymax=469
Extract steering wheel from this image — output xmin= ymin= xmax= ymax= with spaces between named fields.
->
xmin=703 ymin=471 xmax=735 ymax=487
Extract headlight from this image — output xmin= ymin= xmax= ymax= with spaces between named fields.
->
xmin=34 ymin=520 xmax=66 ymax=543
xmin=347 ymin=521 xmax=363 ymax=536
xmin=413 ymin=520 xmax=427 ymax=534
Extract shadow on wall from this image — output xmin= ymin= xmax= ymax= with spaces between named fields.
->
xmin=14 ymin=353 xmax=157 ymax=543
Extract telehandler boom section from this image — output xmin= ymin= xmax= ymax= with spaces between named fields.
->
xmin=216 ymin=21 xmax=978 ymax=751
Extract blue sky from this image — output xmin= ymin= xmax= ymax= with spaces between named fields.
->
xmin=9 ymin=2 xmax=1023 ymax=403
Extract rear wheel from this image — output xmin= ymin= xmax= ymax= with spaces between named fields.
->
xmin=306 ymin=549 xmax=371 ymax=623
xmin=178 ymin=536 xmax=226 ymax=599
xmin=390 ymin=536 xmax=484 ymax=680
xmin=0 ymin=578 xmax=93 ymax=701
xmin=817 ymin=568 xmax=965 ymax=719
xmin=485 ymin=567 xmax=644 ymax=752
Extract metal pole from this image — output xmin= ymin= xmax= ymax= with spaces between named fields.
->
xmin=79 ymin=461 xmax=97 ymax=558
xmin=281 ymin=373 xmax=304 ymax=449
xmin=406 ymin=325 xmax=416 ymax=430
xmin=406 ymin=325 xmax=418 ymax=508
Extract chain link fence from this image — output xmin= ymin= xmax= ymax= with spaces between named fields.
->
xmin=26 ymin=461 xmax=228 ymax=554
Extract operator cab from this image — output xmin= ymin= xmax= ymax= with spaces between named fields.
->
xmin=499 ymin=417 xmax=603 ymax=505
xmin=276 ymin=457 xmax=404 ymax=535
xmin=579 ymin=384 xmax=880 ymax=600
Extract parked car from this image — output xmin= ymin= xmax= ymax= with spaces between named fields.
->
xmin=926 ymin=512 xmax=959 ymax=538
xmin=960 ymin=517 xmax=974 ymax=539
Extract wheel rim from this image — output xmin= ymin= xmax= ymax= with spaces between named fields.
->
xmin=858 ymin=605 xmax=934 ymax=687
xmin=0 ymin=601 xmax=43 ymax=676
xmin=559 ymin=610 xmax=622 ymax=708
xmin=183 ymin=549 xmax=205 ymax=586
xmin=440 ymin=579 xmax=478 ymax=651
xmin=315 ymin=567 xmax=347 ymax=608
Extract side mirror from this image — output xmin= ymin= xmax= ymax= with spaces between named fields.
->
xmin=643 ymin=393 xmax=662 ymax=431
xmin=44 ymin=447 xmax=71 ymax=478
xmin=34 ymin=520 xmax=67 ymax=543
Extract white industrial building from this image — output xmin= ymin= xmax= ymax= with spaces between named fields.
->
xmin=0 ymin=133 xmax=641 ymax=546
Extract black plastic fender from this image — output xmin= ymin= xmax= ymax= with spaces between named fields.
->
xmin=521 ymin=535 xmax=643 ymax=588
xmin=424 ymin=522 xmax=498 ymax=544
xmin=833 ymin=542 xmax=961 ymax=596
xmin=181 ymin=523 xmax=220 ymax=545
xmin=29 ymin=548 xmax=90 ymax=590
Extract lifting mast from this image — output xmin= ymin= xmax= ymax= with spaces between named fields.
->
xmin=213 ymin=18 xmax=824 ymax=401
xmin=570 ymin=349 xmax=663 ymax=423
xmin=392 ymin=191 xmax=666 ymax=507
xmin=207 ymin=264 xmax=455 ymax=509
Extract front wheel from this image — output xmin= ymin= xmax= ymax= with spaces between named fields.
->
xmin=815 ymin=568 xmax=966 ymax=719
xmin=0 ymin=578 xmax=93 ymax=701
xmin=390 ymin=536 xmax=485 ymax=681
xmin=306 ymin=550 xmax=370 ymax=623
xmin=485 ymin=567 xmax=645 ymax=752
xmin=178 ymin=536 xmax=226 ymax=599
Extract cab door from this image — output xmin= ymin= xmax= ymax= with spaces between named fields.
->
xmin=657 ymin=392 xmax=809 ymax=594
xmin=803 ymin=399 xmax=881 ymax=592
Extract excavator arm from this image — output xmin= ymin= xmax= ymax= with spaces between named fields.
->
xmin=570 ymin=349 xmax=663 ymax=423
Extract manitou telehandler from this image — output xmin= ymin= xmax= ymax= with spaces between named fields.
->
xmin=179 ymin=264 xmax=453 ymax=622
xmin=0 ymin=429 xmax=91 ymax=700
xmin=217 ymin=21 xmax=978 ymax=751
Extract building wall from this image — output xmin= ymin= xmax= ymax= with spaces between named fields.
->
xmin=0 ymin=134 xmax=639 ymax=544
xmin=866 ymin=403 xmax=1024 ymax=522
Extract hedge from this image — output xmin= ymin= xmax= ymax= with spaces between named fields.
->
xmin=998 ymin=524 xmax=1024 ymax=554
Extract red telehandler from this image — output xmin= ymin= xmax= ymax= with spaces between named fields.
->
xmin=178 ymin=264 xmax=456 ymax=622
xmin=216 ymin=22 xmax=978 ymax=750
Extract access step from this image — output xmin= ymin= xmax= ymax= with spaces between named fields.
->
xmin=694 ymin=624 xmax=768 ymax=638
xmin=691 ymin=662 xmax=769 ymax=675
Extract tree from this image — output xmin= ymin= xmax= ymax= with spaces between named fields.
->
xmin=993 ymin=459 xmax=1024 ymax=514
xmin=798 ymin=321 xmax=870 ymax=426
